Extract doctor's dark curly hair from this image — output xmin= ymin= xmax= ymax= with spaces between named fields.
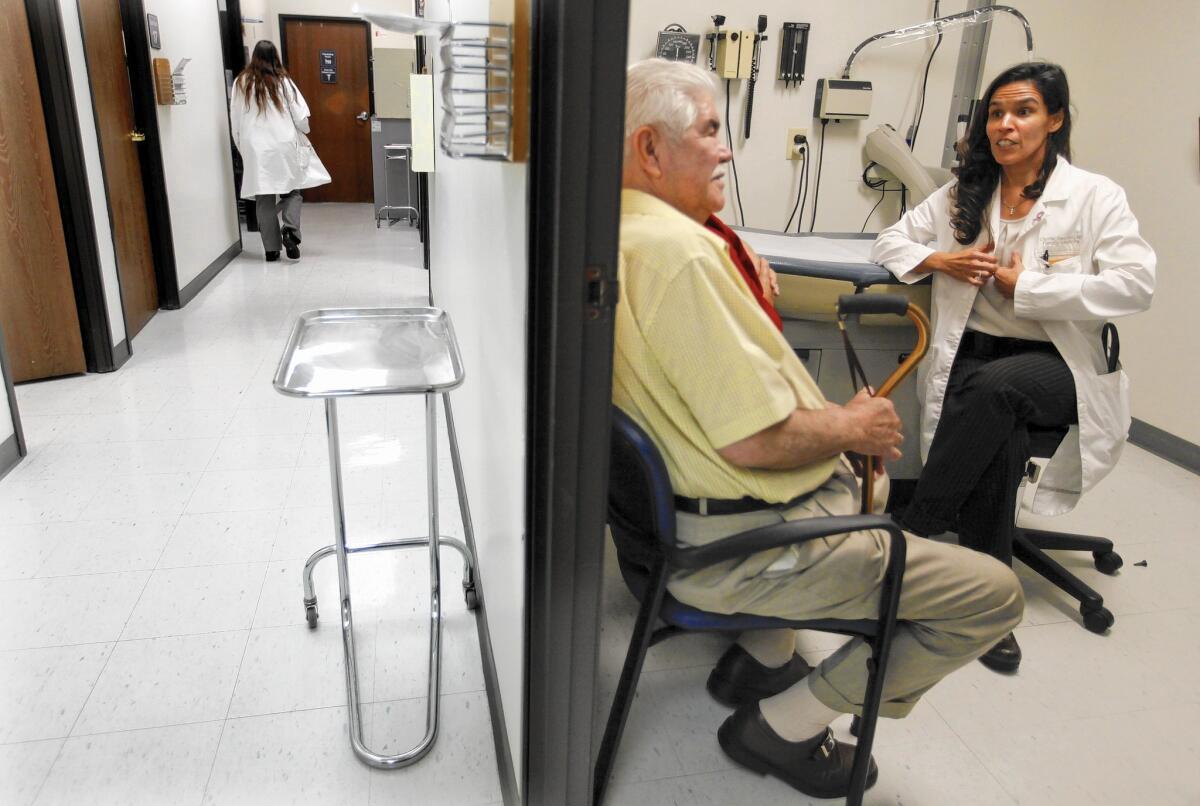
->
xmin=950 ymin=62 xmax=1073 ymax=245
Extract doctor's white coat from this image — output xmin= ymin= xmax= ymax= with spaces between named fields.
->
xmin=230 ymin=78 xmax=331 ymax=199
xmin=871 ymin=156 xmax=1155 ymax=515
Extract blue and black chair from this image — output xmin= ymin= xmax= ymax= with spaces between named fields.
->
xmin=593 ymin=407 xmax=908 ymax=806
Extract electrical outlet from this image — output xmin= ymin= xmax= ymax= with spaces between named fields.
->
xmin=785 ymin=127 xmax=808 ymax=159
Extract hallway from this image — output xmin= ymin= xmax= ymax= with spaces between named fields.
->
xmin=0 ymin=205 xmax=502 ymax=805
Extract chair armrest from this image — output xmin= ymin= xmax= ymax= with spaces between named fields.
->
xmin=671 ymin=514 xmax=902 ymax=572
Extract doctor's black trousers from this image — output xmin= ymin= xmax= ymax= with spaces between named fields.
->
xmin=899 ymin=335 xmax=1078 ymax=565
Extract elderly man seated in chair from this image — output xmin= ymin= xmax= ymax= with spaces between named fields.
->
xmin=613 ymin=58 xmax=1025 ymax=799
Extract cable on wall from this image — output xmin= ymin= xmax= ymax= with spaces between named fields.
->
xmin=724 ymin=79 xmax=746 ymax=226
xmin=807 ymin=119 xmax=829 ymax=232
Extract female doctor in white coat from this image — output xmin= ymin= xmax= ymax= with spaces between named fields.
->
xmin=871 ymin=62 xmax=1154 ymax=672
xmin=231 ymin=41 xmax=331 ymax=261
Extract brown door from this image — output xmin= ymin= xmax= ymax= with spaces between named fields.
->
xmin=282 ymin=17 xmax=372 ymax=203
xmin=0 ymin=0 xmax=86 ymax=382
xmin=79 ymin=0 xmax=159 ymax=338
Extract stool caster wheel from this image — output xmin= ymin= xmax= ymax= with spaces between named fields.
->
xmin=305 ymin=602 xmax=319 ymax=628
xmin=464 ymin=586 xmax=479 ymax=611
xmin=1081 ymin=605 xmax=1114 ymax=634
xmin=1093 ymin=551 xmax=1123 ymax=575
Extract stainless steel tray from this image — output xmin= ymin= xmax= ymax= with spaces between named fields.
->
xmin=273 ymin=307 xmax=465 ymax=398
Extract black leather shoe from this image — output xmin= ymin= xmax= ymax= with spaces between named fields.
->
xmin=707 ymin=644 xmax=813 ymax=707
xmin=281 ymin=228 xmax=300 ymax=259
xmin=265 ymin=250 xmax=280 ymax=262
xmin=718 ymin=704 xmax=878 ymax=799
xmin=978 ymin=632 xmax=1021 ymax=673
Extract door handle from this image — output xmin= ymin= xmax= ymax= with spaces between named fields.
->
xmin=356 ymin=112 xmax=369 ymax=121
xmin=129 ymin=130 xmax=146 ymax=142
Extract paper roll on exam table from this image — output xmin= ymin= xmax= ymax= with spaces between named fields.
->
xmin=734 ymin=229 xmax=932 ymax=482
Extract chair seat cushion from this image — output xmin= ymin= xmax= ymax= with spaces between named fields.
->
xmin=619 ymin=556 xmax=878 ymax=638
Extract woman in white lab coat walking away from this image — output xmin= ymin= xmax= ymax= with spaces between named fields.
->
xmin=870 ymin=62 xmax=1154 ymax=672
xmin=231 ymin=41 xmax=331 ymax=261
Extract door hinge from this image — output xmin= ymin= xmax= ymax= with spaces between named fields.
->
xmin=584 ymin=266 xmax=617 ymax=320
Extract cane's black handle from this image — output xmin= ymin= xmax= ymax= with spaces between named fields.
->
xmin=837 ymin=294 xmax=909 ymax=317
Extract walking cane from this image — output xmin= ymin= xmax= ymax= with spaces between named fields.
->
xmin=834 ymin=294 xmax=931 ymax=514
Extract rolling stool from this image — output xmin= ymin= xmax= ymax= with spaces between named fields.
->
xmin=273 ymin=307 xmax=479 ymax=768
xmin=1014 ymin=425 xmax=1122 ymax=634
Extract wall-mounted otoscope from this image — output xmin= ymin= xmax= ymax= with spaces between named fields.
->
xmin=743 ymin=15 xmax=768 ymax=139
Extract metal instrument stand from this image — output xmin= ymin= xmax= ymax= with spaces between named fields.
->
xmin=376 ymin=143 xmax=419 ymax=228
xmin=273 ymin=307 xmax=478 ymax=769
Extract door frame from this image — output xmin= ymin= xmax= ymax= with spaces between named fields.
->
xmin=118 ymin=0 xmax=181 ymax=308
xmin=278 ymin=14 xmax=375 ymax=117
xmin=22 ymin=0 xmax=129 ymax=372
xmin=0 ymin=321 xmax=25 ymax=479
xmin=523 ymin=0 xmax=631 ymax=803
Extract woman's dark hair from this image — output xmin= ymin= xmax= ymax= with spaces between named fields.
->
xmin=238 ymin=40 xmax=292 ymax=115
xmin=950 ymin=61 xmax=1072 ymax=245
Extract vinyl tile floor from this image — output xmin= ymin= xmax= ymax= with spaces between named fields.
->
xmin=597 ymin=444 xmax=1200 ymax=805
xmin=1 ymin=206 xmax=502 ymax=806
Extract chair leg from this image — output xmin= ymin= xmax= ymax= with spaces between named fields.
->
xmin=593 ymin=561 xmax=670 ymax=806
xmin=846 ymin=527 xmax=908 ymax=806
xmin=1021 ymin=527 xmax=1113 ymax=555
xmin=1013 ymin=531 xmax=1115 ymax=634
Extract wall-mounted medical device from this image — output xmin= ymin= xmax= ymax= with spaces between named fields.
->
xmin=656 ymin=24 xmax=700 ymax=63
xmin=778 ymin=22 xmax=810 ymax=87
xmin=813 ymin=78 xmax=872 ymax=120
xmin=715 ymin=28 xmax=755 ymax=78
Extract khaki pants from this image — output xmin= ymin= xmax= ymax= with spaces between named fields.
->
xmin=669 ymin=462 xmax=1024 ymax=718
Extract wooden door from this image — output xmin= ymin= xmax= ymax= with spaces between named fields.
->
xmin=0 ymin=0 xmax=86 ymax=382
xmin=282 ymin=17 xmax=372 ymax=203
xmin=79 ymin=0 xmax=159 ymax=338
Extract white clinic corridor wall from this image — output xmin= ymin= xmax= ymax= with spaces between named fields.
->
xmin=142 ymin=0 xmax=241 ymax=291
xmin=423 ymin=0 xmax=527 ymax=790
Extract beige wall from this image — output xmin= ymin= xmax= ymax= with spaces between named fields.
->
xmin=628 ymin=0 xmax=1200 ymax=443
xmin=984 ymin=0 xmax=1200 ymax=442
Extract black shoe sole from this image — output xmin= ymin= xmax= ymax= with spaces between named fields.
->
xmin=978 ymin=652 xmax=1021 ymax=673
xmin=717 ymin=719 xmax=879 ymax=799
xmin=265 ymin=251 xmax=280 ymax=262
xmin=284 ymin=245 xmax=300 ymax=259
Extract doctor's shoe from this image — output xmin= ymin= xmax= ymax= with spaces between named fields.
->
xmin=979 ymin=631 xmax=1022 ymax=673
xmin=707 ymin=644 xmax=813 ymax=707
xmin=718 ymin=704 xmax=878 ymax=799
xmin=265 ymin=251 xmax=280 ymax=262
xmin=281 ymin=228 xmax=300 ymax=259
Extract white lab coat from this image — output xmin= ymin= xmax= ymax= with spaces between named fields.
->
xmin=871 ymin=156 xmax=1155 ymax=515
xmin=230 ymin=77 xmax=331 ymax=199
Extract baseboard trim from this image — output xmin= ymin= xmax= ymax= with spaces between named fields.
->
xmin=110 ymin=339 xmax=131 ymax=371
xmin=1129 ymin=418 xmax=1200 ymax=476
xmin=176 ymin=238 xmax=242 ymax=309
xmin=0 ymin=434 xmax=23 ymax=481
xmin=469 ymin=559 xmax=521 ymax=805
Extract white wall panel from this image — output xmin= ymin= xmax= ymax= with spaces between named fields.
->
xmin=143 ymin=0 xmax=241 ymax=290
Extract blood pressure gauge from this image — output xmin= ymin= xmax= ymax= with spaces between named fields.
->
xmin=656 ymin=25 xmax=700 ymax=63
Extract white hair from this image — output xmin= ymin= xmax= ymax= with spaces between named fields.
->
xmin=624 ymin=58 xmax=718 ymax=144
